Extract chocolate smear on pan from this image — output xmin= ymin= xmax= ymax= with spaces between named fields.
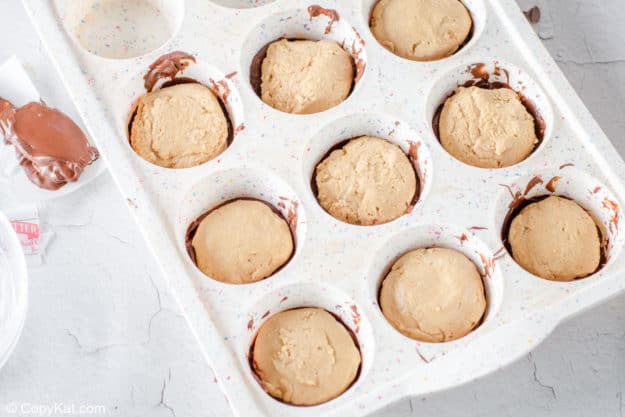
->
xmin=416 ymin=348 xmax=432 ymax=363
xmin=277 ymin=196 xmax=299 ymax=233
xmin=310 ymin=137 xmax=421 ymax=221
xmin=545 ymin=176 xmax=560 ymax=193
xmin=523 ymin=175 xmax=543 ymax=195
xmin=185 ymin=198 xmax=297 ymax=278
xmin=1 ymin=98 xmax=99 ymax=191
xmin=455 ymin=233 xmax=469 ymax=245
xmin=602 ymin=196 xmax=621 ymax=236
xmin=250 ymin=38 xmax=360 ymax=99
xmin=432 ymin=63 xmax=546 ymax=147
xmin=469 ymin=226 xmax=488 ymax=231
xmin=307 ymin=5 xmax=340 ymax=35
xmin=349 ymin=29 xmax=367 ymax=84
xmin=144 ymin=51 xmax=196 ymax=92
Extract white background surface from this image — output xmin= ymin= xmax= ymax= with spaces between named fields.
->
xmin=0 ymin=1 xmax=624 ymax=416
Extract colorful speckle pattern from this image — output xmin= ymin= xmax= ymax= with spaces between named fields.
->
xmin=24 ymin=0 xmax=625 ymax=416
xmin=57 ymin=0 xmax=184 ymax=59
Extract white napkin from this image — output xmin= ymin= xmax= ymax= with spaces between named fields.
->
xmin=0 ymin=56 xmax=41 ymax=177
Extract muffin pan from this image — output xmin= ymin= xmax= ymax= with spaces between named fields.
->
xmin=23 ymin=0 xmax=625 ymax=416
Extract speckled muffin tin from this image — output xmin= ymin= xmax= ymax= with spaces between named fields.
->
xmin=22 ymin=0 xmax=625 ymax=416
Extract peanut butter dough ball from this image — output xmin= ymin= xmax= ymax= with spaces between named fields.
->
xmin=508 ymin=196 xmax=601 ymax=281
xmin=439 ymin=86 xmax=538 ymax=168
xmin=315 ymin=136 xmax=417 ymax=225
xmin=260 ymin=39 xmax=354 ymax=114
xmin=130 ymin=83 xmax=229 ymax=168
xmin=252 ymin=308 xmax=361 ymax=405
xmin=191 ymin=200 xmax=293 ymax=284
xmin=370 ymin=0 xmax=473 ymax=61
xmin=380 ymin=248 xmax=486 ymax=342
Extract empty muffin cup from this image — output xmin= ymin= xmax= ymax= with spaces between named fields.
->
xmin=54 ymin=0 xmax=184 ymax=59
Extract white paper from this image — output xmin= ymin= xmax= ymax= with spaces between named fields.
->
xmin=0 ymin=56 xmax=40 ymax=106
xmin=0 ymin=56 xmax=40 ymax=177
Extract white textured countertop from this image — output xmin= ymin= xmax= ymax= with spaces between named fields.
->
xmin=0 ymin=0 xmax=624 ymax=416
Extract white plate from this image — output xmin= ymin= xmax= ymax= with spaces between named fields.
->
xmin=0 ymin=211 xmax=28 ymax=370
xmin=0 ymin=56 xmax=105 ymax=208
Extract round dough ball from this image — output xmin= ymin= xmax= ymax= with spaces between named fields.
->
xmin=370 ymin=0 xmax=473 ymax=61
xmin=439 ymin=86 xmax=538 ymax=168
xmin=508 ymin=196 xmax=601 ymax=281
xmin=261 ymin=39 xmax=354 ymax=114
xmin=380 ymin=248 xmax=486 ymax=342
xmin=315 ymin=136 xmax=417 ymax=226
xmin=191 ymin=200 xmax=293 ymax=284
xmin=130 ymin=83 xmax=229 ymax=168
xmin=252 ymin=308 xmax=361 ymax=406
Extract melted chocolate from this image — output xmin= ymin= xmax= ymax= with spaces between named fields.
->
xmin=310 ymin=137 xmax=421 ymax=223
xmin=144 ymin=51 xmax=196 ymax=92
xmin=307 ymin=5 xmax=340 ymax=35
xmin=249 ymin=38 xmax=357 ymax=100
xmin=432 ymin=63 xmax=546 ymax=145
xmin=545 ymin=176 xmax=561 ymax=193
xmin=349 ymin=32 xmax=367 ymax=84
xmin=0 ymin=98 xmax=14 ymax=129
xmin=184 ymin=198 xmax=297 ymax=277
xmin=524 ymin=6 xmax=541 ymax=23
xmin=1 ymin=99 xmax=98 ymax=191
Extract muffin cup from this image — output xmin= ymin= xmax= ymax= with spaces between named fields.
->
xmin=177 ymin=167 xmax=306 ymax=285
xmin=426 ymin=59 xmax=554 ymax=168
xmin=361 ymin=0 xmax=487 ymax=62
xmin=366 ymin=223 xmax=503 ymax=346
xmin=241 ymin=7 xmax=368 ymax=112
xmin=495 ymin=168 xmax=625 ymax=280
xmin=303 ymin=113 xmax=432 ymax=225
xmin=54 ymin=0 xmax=185 ymax=59
xmin=245 ymin=282 xmax=374 ymax=407
xmin=121 ymin=56 xmax=245 ymax=170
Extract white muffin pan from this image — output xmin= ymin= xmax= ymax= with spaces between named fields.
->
xmin=22 ymin=0 xmax=625 ymax=416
